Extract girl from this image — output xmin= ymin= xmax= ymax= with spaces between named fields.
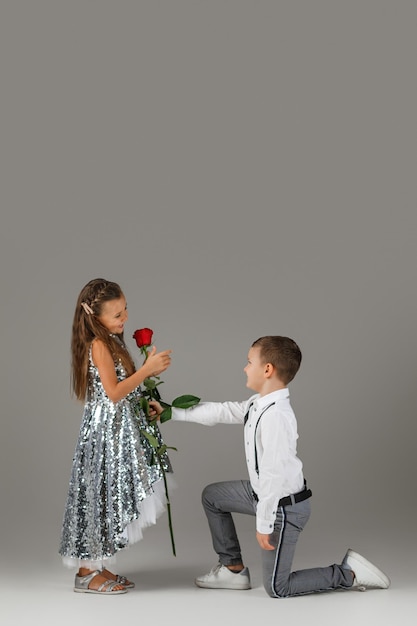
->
xmin=59 ymin=278 xmax=172 ymax=594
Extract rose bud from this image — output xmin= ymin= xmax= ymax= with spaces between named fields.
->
xmin=133 ymin=328 xmax=154 ymax=348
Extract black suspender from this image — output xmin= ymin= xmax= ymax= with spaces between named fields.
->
xmin=243 ymin=402 xmax=254 ymax=425
xmin=246 ymin=400 xmax=312 ymax=505
xmin=248 ymin=402 xmax=276 ymax=476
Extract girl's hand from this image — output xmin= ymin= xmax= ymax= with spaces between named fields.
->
xmin=149 ymin=400 xmax=163 ymax=419
xmin=145 ymin=346 xmax=172 ymax=377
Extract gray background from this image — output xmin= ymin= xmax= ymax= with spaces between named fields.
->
xmin=1 ymin=1 xmax=416 ymax=623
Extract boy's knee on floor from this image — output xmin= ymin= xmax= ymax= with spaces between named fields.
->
xmin=263 ymin=580 xmax=288 ymax=598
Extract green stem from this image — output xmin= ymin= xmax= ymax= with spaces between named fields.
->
xmin=140 ymin=420 xmax=176 ymax=556
xmin=158 ymin=454 xmax=176 ymax=557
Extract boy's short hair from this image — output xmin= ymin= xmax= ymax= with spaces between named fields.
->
xmin=251 ymin=336 xmax=302 ymax=384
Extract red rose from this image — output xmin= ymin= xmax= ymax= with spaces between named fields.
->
xmin=133 ymin=328 xmax=154 ymax=348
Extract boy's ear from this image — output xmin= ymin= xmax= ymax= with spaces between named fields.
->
xmin=264 ymin=362 xmax=274 ymax=378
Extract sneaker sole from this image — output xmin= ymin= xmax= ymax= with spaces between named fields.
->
xmin=195 ymin=579 xmax=251 ymax=590
xmin=347 ymin=550 xmax=390 ymax=588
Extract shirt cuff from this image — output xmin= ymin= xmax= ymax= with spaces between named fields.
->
xmin=171 ymin=407 xmax=189 ymax=421
xmin=256 ymin=517 xmax=275 ymax=534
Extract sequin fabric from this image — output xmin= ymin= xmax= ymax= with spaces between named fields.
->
xmin=59 ymin=342 xmax=172 ymax=564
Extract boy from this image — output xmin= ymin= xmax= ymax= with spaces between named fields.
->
xmin=150 ymin=336 xmax=390 ymax=597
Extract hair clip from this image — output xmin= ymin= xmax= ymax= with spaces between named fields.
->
xmin=81 ymin=302 xmax=94 ymax=315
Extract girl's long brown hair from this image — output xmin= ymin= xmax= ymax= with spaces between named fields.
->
xmin=71 ymin=278 xmax=136 ymax=400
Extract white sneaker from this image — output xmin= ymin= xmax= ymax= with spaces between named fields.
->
xmin=342 ymin=549 xmax=390 ymax=590
xmin=195 ymin=564 xmax=251 ymax=590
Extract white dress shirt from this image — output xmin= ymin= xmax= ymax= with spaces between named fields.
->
xmin=171 ymin=388 xmax=305 ymax=534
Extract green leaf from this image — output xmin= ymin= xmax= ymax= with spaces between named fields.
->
xmin=171 ymin=395 xmax=200 ymax=409
xmin=142 ymin=430 xmax=159 ymax=449
xmin=160 ymin=407 xmax=172 ymax=423
xmin=143 ymin=378 xmax=158 ymax=390
xmin=139 ymin=397 xmax=150 ymax=416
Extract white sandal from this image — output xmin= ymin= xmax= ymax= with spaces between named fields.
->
xmin=101 ymin=568 xmax=135 ymax=589
xmin=74 ymin=570 xmax=128 ymax=594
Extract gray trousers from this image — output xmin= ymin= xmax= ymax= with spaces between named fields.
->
xmin=201 ymin=480 xmax=353 ymax=597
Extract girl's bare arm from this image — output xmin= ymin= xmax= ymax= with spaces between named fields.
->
xmin=92 ymin=340 xmax=171 ymax=403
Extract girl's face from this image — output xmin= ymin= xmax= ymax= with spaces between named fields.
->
xmin=98 ymin=296 xmax=128 ymax=335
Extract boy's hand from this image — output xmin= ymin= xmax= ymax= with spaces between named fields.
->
xmin=256 ymin=531 xmax=275 ymax=551
xmin=149 ymin=400 xmax=163 ymax=419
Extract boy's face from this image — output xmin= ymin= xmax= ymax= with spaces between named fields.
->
xmin=244 ymin=346 xmax=266 ymax=393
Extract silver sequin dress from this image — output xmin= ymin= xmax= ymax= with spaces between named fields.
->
xmin=59 ymin=342 xmax=173 ymax=569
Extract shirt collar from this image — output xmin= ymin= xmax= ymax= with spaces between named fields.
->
xmin=252 ymin=388 xmax=289 ymax=411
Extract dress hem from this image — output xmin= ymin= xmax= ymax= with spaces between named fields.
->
xmin=61 ymin=475 xmax=176 ymax=569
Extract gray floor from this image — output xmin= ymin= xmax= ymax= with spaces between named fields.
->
xmin=3 ymin=517 xmax=415 ymax=625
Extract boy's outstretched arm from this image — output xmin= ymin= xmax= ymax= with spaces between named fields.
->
xmin=149 ymin=399 xmax=248 ymax=426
